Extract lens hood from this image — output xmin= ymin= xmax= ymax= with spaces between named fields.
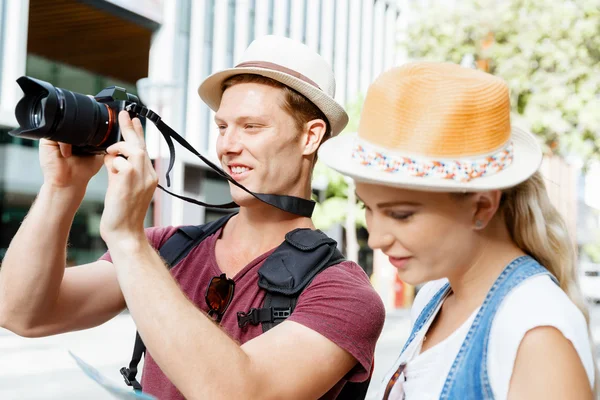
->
xmin=10 ymin=76 xmax=61 ymax=139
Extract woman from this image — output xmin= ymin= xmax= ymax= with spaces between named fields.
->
xmin=319 ymin=62 xmax=596 ymax=399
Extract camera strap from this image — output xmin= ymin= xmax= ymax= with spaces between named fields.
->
xmin=125 ymin=103 xmax=316 ymax=218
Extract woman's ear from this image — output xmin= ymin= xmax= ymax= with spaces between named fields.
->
xmin=301 ymin=119 xmax=327 ymax=156
xmin=472 ymin=190 xmax=502 ymax=230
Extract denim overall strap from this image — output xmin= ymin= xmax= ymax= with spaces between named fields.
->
xmin=440 ymin=256 xmax=556 ymax=399
xmin=400 ymin=282 xmax=451 ymax=355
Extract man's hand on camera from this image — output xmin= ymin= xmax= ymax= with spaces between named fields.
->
xmin=100 ymin=111 xmax=158 ymax=246
xmin=39 ymin=139 xmax=104 ymax=196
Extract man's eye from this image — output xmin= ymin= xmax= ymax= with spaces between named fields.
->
xmin=245 ymin=124 xmax=259 ymax=130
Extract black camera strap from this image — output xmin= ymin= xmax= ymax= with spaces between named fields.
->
xmin=125 ymin=103 xmax=315 ymax=218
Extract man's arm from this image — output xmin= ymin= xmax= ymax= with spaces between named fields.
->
xmin=100 ymin=112 xmax=378 ymax=399
xmin=0 ymin=171 xmax=125 ymax=336
xmin=508 ymin=326 xmax=593 ymax=399
xmin=109 ymin=238 xmax=357 ymax=400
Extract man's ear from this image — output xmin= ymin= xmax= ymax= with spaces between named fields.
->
xmin=472 ymin=190 xmax=502 ymax=230
xmin=301 ymin=119 xmax=327 ymax=157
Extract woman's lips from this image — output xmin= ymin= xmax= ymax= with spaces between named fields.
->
xmin=388 ymin=256 xmax=412 ymax=270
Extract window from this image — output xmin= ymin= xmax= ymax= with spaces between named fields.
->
xmin=226 ymin=0 xmax=236 ymax=67
xmin=317 ymin=0 xmax=323 ymax=53
xmin=302 ymin=0 xmax=308 ymax=43
xmin=204 ymin=0 xmax=216 ymax=150
xmin=26 ymin=54 xmax=137 ymax=96
xmin=0 ymin=0 xmax=6 ymax=104
xmin=203 ymin=0 xmax=215 ymax=76
xmin=357 ymin=2 xmax=364 ymax=86
xmin=268 ymin=0 xmax=275 ymax=34
xmin=248 ymin=0 xmax=256 ymax=44
xmin=285 ymin=0 xmax=292 ymax=37
xmin=331 ymin=0 xmax=337 ymax=69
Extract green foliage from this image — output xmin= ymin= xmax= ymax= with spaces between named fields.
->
xmin=312 ymin=195 xmax=366 ymax=230
xmin=583 ymin=217 xmax=600 ymax=262
xmin=402 ymin=0 xmax=600 ymax=163
xmin=583 ymin=242 xmax=600 ymax=263
xmin=312 ymin=95 xmax=366 ymax=230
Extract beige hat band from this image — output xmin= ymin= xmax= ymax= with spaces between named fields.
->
xmin=236 ymin=61 xmax=322 ymax=90
xmin=352 ymin=138 xmax=514 ymax=183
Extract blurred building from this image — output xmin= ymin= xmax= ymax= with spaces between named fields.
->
xmin=0 ymin=0 xmax=401 ymax=264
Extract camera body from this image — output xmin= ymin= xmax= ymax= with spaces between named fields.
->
xmin=9 ymin=76 xmax=140 ymax=155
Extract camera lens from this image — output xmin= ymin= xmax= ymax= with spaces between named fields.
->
xmin=10 ymin=76 xmax=114 ymax=153
xmin=30 ymin=96 xmax=45 ymax=128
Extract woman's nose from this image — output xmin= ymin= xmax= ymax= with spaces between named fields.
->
xmin=367 ymin=227 xmax=395 ymax=251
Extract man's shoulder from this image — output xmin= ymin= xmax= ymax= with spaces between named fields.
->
xmin=306 ymin=260 xmax=385 ymax=313
xmin=319 ymin=260 xmax=374 ymax=287
xmin=144 ymin=225 xmax=183 ymax=249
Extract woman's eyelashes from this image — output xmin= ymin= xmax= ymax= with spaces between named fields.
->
xmin=387 ymin=211 xmax=415 ymax=221
xmin=359 ymin=201 xmax=414 ymax=221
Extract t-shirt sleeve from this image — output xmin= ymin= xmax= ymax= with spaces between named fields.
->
xmin=98 ymin=225 xmax=180 ymax=263
xmin=488 ymin=275 xmax=595 ymax=398
xmin=287 ymin=261 xmax=386 ymax=382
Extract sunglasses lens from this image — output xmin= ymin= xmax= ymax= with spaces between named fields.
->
xmin=206 ymin=275 xmax=234 ymax=315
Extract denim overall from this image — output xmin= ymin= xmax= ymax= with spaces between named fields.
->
xmin=397 ymin=256 xmax=556 ymax=399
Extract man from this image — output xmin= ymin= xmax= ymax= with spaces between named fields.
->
xmin=0 ymin=36 xmax=385 ymax=399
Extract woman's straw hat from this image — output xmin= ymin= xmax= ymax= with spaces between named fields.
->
xmin=318 ymin=62 xmax=542 ymax=192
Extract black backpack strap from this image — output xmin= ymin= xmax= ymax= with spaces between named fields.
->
xmin=236 ymin=228 xmax=345 ymax=331
xmin=336 ymin=376 xmax=371 ymax=400
xmin=120 ymin=213 xmax=236 ymax=391
xmin=119 ymin=332 xmax=145 ymax=391
xmin=160 ymin=213 xmax=236 ymax=267
xmin=235 ymin=228 xmax=372 ymax=399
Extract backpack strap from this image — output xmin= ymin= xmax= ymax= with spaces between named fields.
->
xmin=120 ymin=213 xmax=236 ymax=391
xmin=236 ymin=228 xmax=372 ymax=399
xmin=236 ymin=228 xmax=344 ymax=331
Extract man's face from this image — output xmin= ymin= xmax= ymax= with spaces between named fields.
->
xmin=215 ymin=82 xmax=307 ymax=207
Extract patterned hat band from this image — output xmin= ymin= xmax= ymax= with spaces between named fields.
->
xmin=351 ymin=140 xmax=514 ymax=182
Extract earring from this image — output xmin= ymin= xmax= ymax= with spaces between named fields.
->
xmin=475 ymin=220 xmax=484 ymax=229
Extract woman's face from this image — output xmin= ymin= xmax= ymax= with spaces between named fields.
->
xmin=356 ymin=182 xmax=482 ymax=285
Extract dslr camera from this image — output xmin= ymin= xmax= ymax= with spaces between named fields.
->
xmin=9 ymin=76 xmax=140 ymax=154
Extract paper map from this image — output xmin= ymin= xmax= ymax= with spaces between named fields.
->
xmin=69 ymin=351 xmax=157 ymax=400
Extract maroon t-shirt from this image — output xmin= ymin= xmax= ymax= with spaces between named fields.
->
xmin=101 ymin=225 xmax=385 ymax=399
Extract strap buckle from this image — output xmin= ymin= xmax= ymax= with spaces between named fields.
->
xmin=126 ymin=103 xmax=161 ymax=124
xmin=237 ymin=308 xmax=260 ymax=328
xmin=272 ymin=308 xmax=291 ymax=319
xmin=120 ymin=367 xmax=143 ymax=391
xmin=237 ymin=307 xmax=292 ymax=328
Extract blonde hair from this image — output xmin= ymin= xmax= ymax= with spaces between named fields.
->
xmin=500 ymin=171 xmax=597 ymax=392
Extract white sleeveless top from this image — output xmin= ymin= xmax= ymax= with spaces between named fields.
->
xmin=381 ymin=276 xmax=595 ymax=399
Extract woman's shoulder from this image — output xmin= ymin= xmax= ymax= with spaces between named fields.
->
xmin=492 ymin=274 xmax=589 ymax=339
xmin=488 ymin=274 xmax=595 ymax=398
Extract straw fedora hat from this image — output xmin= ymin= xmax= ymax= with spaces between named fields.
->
xmin=318 ymin=62 xmax=542 ymax=192
xmin=198 ymin=35 xmax=349 ymax=136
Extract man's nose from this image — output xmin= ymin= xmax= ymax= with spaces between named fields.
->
xmin=219 ymin=127 xmax=243 ymax=154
